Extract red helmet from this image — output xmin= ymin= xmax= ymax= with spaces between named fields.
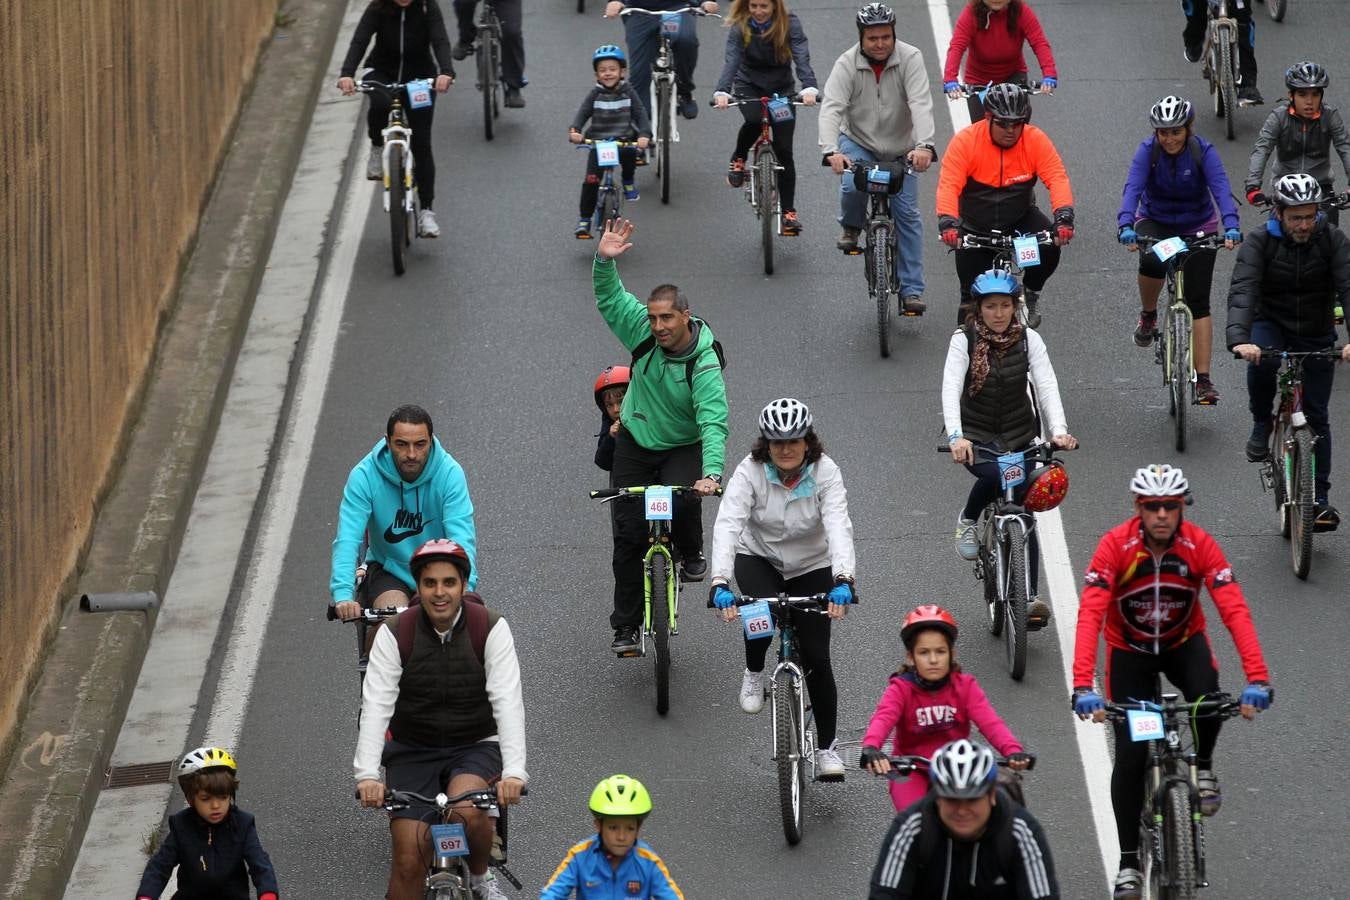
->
xmin=410 ymin=539 xmax=472 ymax=581
xmin=1023 ymin=461 xmax=1069 ymax=513
xmin=594 ymin=366 xmax=631 ymax=410
xmin=901 ymin=605 xmax=958 ymax=648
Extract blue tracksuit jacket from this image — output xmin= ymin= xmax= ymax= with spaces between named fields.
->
xmin=540 ymin=837 xmax=683 ymax=899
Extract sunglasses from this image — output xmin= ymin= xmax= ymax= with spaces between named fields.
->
xmin=991 ymin=117 xmax=1026 ymax=130
xmin=1138 ymin=500 xmax=1183 ymax=513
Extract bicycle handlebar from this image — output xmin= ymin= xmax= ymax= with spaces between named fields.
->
xmin=710 ymin=93 xmax=810 ymax=107
xmin=958 ymin=229 xmax=1055 ymax=250
xmin=575 ymin=139 xmax=643 ymax=147
xmin=354 ymin=79 xmax=427 ymax=99
xmin=950 ymin=79 xmax=1046 ymax=97
xmin=590 ymin=485 xmax=724 ymax=500
xmin=360 ymin=786 xmax=529 ymax=811
xmin=871 ymin=752 xmax=1036 ymax=780
xmin=1250 ymin=191 xmax=1350 ymax=211
xmin=1133 ymin=233 xmax=1229 ymax=251
xmin=326 ymin=605 xmax=401 ymax=622
xmin=935 ymin=441 xmax=1079 ymax=456
xmin=616 ymin=6 xmax=721 ymax=17
xmin=1101 ymin=694 xmax=1242 ymax=722
xmin=733 ymin=593 xmax=829 ymax=609
xmin=1231 ymin=344 xmax=1346 ymax=361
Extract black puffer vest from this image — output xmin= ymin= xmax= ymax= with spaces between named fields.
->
xmin=959 ymin=326 xmax=1037 ymax=449
xmin=389 ymin=605 xmax=500 ymax=747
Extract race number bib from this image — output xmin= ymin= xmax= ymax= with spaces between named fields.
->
xmin=740 ymin=600 xmax=776 ymax=640
xmin=594 ymin=140 xmax=621 ymax=167
xmin=1126 ymin=709 xmax=1166 ymax=742
xmin=660 ymin=12 xmax=682 ymax=34
xmin=430 ymin=823 xmax=469 ymax=858
xmin=1012 ymin=234 xmax=1041 ymax=268
xmin=1150 ymin=236 xmax=1187 ymax=263
xmin=644 ymin=486 xmax=673 ymax=521
xmin=767 ymin=96 xmax=794 ymax=123
xmin=997 ymin=451 xmax=1026 ymax=489
xmin=406 ymin=79 xmax=433 ymax=109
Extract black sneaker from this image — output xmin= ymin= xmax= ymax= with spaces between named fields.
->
xmin=1315 ymin=503 xmax=1341 ymax=532
xmin=452 ymin=41 xmax=474 ymax=61
xmin=837 ymin=226 xmax=861 ymax=253
xmin=901 ymin=295 xmax=926 ymax=316
xmin=1023 ymin=289 xmax=1041 ymax=329
xmin=1246 ymin=421 xmax=1272 ymax=461
xmin=1133 ymin=310 xmax=1158 ymax=347
xmin=1238 ymin=84 xmax=1264 ymax=107
xmin=504 ymin=87 xmax=525 ymax=109
xmin=1194 ymin=374 xmax=1219 ymax=405
xmin=677 ymin=94 xmax=698 ymax=119
xmin=680 ymin=553 xmax=707 ymax=582
xmin=611 ymin=625 xmax=640 ymax=652
xmin=1183 ymin=43 xmax=1203 ymax=64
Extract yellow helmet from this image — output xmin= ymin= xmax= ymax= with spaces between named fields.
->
xmin=178 ymin=746 xmax=237 ymax=778
xmin=588 ymin=774 xmax=652 ymax=818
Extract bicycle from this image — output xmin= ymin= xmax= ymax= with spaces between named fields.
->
xmin=948 ymin=79 xmax=1048 ymax=122
xmin=369 ymin=787 xmax=526 ymax=899
xmin=356 ymin=79 xmax=430 ymax=275
xmin=955 ymin=229 xmax=1056 ymax=327
xmin=1254 ymin=0 xmax=1287 ymax=22
xmin=841 ymin=160 xmax=916 ymax=358
xmin=1101 ymin=680 xmax=1243 ymax=900
xmin=590 ymin=485 xmax=718 ymax=715
xmin=937 ymin=441 xmax=1071 ymax=680
xmin=1201 ymin=0 xmax=1240 ymax=139
xmin=714 ymin=93 xmax=810 ymax=276
xmin=1132 ymin=233 xmax=1228 ymax=453
xmin=869 ymin=751 xmax=1036 ymax=805
xmin=473 ymin=0 xmax=503 ymax=141
xmin=575 ymin=139 xmax=643 ymax=238
xmin=616 ymin=7 xmax=720 ymax=204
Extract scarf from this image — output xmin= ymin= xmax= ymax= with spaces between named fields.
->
xmin=967 ymin=319 xmax=1024 ymax=397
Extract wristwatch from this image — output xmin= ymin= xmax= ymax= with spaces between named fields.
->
xmin=704 ymin=474 xmax=722 ymax=485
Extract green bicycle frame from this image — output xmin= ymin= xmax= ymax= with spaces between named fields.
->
xmin=642 ymin=539 xmax=678 ymax=633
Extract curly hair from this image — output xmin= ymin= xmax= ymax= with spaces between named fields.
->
xmin=749 ymin=428 xmax=825 ymax=465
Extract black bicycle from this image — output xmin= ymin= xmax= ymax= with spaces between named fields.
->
xmin=842 ymin=160 xmax=916 ymax=357
xmin=473 ymin=0 xmax=503 ymax=140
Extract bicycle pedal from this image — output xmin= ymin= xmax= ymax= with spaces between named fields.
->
xmin=575 ymin=234 xmax=593 ymax=240
xmin=900 ymin=309 xmax=924 ymax=317
xmin=843 ymin=248 xmax=863 ymax=256
xmin=1026 ymin=617 xmax=1050 ymax=632
xmin=615 ymin=648 xmax=645 ymax=658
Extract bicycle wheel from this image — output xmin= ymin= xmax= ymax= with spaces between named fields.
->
xmin=773 ymin=671 xmax=806 ymax=844
xmin=1170 ymin=308 xmax=1190 ymax=452
xmin=1163 ymin=783 xmax=1198 ymax=900
xmin=1218 ymin=38 xmax=1236 ymax=140
xmin=1271 ymin=421 xmax=1291 ymax=537
xmin=649 ymin=553 xmax=671 ymax=715
xmin=873 ymin=226 xmax=892 ymax=358
xmin=981 ymin=530 xmax=1003 ymax=637
xmin=757 ymin=150 xmax=777 ymax=275
xmin=657 ymin=81 xmax=673 ymax=204
xmin=478 ymin=40 xmax=494 ymax=141
xmin=1003 ymin=531 xmax=1028 ymax=680
xmin=597 ymin=185 xmax=621 ymax=233
xmin=388 ymin=145 xmax=407 ymax=276
xmin=1290 ymin=428 xmax=1315 ymax=579
xmin=1267 ymin=0 xmax=1286 ymax=21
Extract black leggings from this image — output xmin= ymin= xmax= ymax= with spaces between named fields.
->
xmin=1133 ymin=218 xmax=1217 ymax=319
xmin=731 ymin=103 xmax=797 ymax=211
xmin=365 ymin=71 xmax=438 ymax=210
xmin=580 ymin=147 xmax=639 ymax=218
xmin=1107 ymin=635 xmax=1223 ymax=860
xmin=733 ymin=554 xmax=837 ymax=747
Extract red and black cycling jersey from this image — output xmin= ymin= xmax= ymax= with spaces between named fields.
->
xmin=1073 ymin=518 xmax=1269 ymax=687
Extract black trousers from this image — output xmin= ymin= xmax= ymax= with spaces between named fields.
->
xmin=1133 ymin=219 xmax=1219 ymax=319
xmin=580 ymin=147 xmax=639 ymax=218
xmin=1183 ymin=0 xmax=1256 ymax=82
xmin=365 ymin=71 xmax=438 ymax=209
xmin=454 ymin=0 xmax=525 ymax=88
xmin=954 ymin=207 xmax=1061 ymax=323
xmin=731 ymin=96 xmax=798 ymax=212
xmin=733 ymin=554 xmax=838 ymax=747
xmin=610 ymin=429 xmax=703 ymax=629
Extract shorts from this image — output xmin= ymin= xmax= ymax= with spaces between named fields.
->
xmin=382 ymin=739 xmax=503 ymax=821
xmin=359 ymin=560 xmax=414 ymax=605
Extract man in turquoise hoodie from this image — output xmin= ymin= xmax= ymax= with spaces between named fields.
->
xmin=330 ymin=405 xmax=477 ymax=621
xmin=594 ymin=219 xmax=729 ymax=652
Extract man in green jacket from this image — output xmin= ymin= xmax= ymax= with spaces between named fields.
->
xmin=594 ymin=219 xmax=729 ymax=652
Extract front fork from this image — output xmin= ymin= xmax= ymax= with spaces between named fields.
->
xmin=769 ymin=660 xmax=812 ymax=767
xmin=642 ymin=537 xmax=678 ymax=635
xmin=380 ymin=130 xmax=414 ymax=213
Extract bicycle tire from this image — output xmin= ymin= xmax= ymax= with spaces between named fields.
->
xmin=758 ymin=150 xmax=776 ymax=275
xmin=1163 ymin=783 xmax=1198 ymax=900
xmin=1219 ymin=38 xmax=1236 ymax=140
xmin=774 ymin=670 xmax=805 ymax=844
xmin=597 ymin=185 xmax=621 ymax=233
xmin=873 ymin=225 xmax=892 ymax=358
xmin=388 ymin=145 xmax=407 ymax=276
xmin=657 ymin=82 xmax=673 ymax=204
xmin=490 ymin=38 xmax=501 ymax=119
xmin=1267 ymin=0 xmax=1286 ymax=22
xmin=1004 ymin=530 xmax=1028 ymax=681
xmin=478 ymin=40 xmax=494 ymax=141
xmin=1291 ymin=428 xmax=1315 ymax=579
xmin=1272 ymin=422 xmax=1291 ymax=538
xmin=981 ymin=536 xmax=1002 ymax=637
xmin=650 ymin=553 xmax=671 ymax=715
xmin=1171 ymin=308 xmax=1190 ymax=452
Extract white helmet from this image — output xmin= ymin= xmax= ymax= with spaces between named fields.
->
xmin=1272 ymin=173 xmax=1323 ymax=208
xmin=1129 ymin=464 xmax=1189 ymax=498
xmin=759 ymin=398 xmax=813 ymax=440
xmin=177 ymin=746 xmax=237 ymax=778
xmin=929 ymin=739 xmax=997 ymax=799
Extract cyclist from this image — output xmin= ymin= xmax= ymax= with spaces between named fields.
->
xmin=330 ymin=405 xmax=477 ymax=627
xmin=1118 ymin=95 xmax=1242 ymax=405
xmin=860 ymin=606 xmax=1028 ymax=812
xmin=594 ymin=219 xmax=728 ymax=652
xmin=540 ymin=775 xmax=684 ymax=899
xmin=594 ymin=365 xmax=631 ymax=472
xmin=1228 ymin=172 xmax=1350 ymax=530
xmin=355 ymin=539 xmax=526 ymax=900
xmin=942 ymin=269 xmax=1076 ymax=627
xmin=708 ymin=398 xmax=856 ymax=779
xmin=712 ymin=0 xmax=818 ymax=235
xmin=604 ymin=0 xmax=723 ymax=122
xmin=942 ymin=0 xmax=1058 ymax=122
xmin=571 ymin=45 xmax=653 ymax=239
xmin=450 ymin=0 xmax=526 ymax=108
xmin=1071 ymin=464 xmax=1272 ymax=900
xmin=867 ymin=739 xmax=1059 ymax=900
xmin=1182 ymin=0 xmax=1261 ymax=106
xmin=819 ymin=2 xmax=937 ymax=315
xmin=1246 ymin=61 xmax=1350 ymax=228
xmin=338 ymin=0 xmax=456 ymax=239
xmin=936 ymin=82 xmax=1074 ymax=327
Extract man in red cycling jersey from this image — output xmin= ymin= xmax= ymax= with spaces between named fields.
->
xmin=1071 ymin=464 xmax=1272 ymax=900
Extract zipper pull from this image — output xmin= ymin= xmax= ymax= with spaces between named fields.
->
xmin=201 ymin=854 xmax=207 ymax=872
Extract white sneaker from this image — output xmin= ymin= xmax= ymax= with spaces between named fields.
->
xmin=955 ymin=517 xmax=979 ymax=561
xmin=418 ymin=209 xmax=440 ymax=238
xmin=473 ymin=873 xmax=508 ymax=900
xmin=366 ymin=145 xmax=382 ymax=180
xmin=738 ymin=668 xmax=765 ymax=714
xmin=816 ymin=742 xmax=846 ymax=782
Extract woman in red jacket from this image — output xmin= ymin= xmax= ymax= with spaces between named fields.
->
xmin=860 ymin=606 xmax=1028 ymax=812
xmin=943 ymin=0 xmax=1057 ymax=122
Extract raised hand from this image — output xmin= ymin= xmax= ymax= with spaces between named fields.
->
xmin=597 ymin=218 xmax=635 ymax=259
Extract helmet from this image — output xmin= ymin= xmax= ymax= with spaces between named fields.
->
xmin=901 ymin=604 xmax=958 ymax=648
xmin=856 ymin=2 xmax=895 ymax=30
xmin=1023 ymin=461 xmax=1069 ymax=512
xmin=1129 ymin=463 xmax=1189 ymax=498
xmin=410 ymin=538 xmax=472 ymax=581
xmin=594 ymin=365 xmax=630 ymax=410
xmin=593 ymin=44 xmax=627 ymax=69
xmin=1148 ymin=95 xmax=1194 ymax=129
xmin=758 ymin=398 xmax=813 ymax=440
xmin=970 ymin=268 xmax=1022 ymax=300
xmin=1285 ymin=61 xmax=1329 ymax=91
xmin=983 ymin=83 xmax=1031 ymax=123
xmin=178 ymin=747 xmax=237 ymax=779
xmin=929 ymin=739 xmax=998 ymax=799
xmin=1272 ymin=172 xmax=1323 ymax=208
xmin=588 ymin=774 xmax=653 ymax=818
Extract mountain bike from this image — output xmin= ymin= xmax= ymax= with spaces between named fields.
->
xmin=842 ymin=160 xmax=916 ymax=358
xmin=956 ymin=229 xmax=1056 ymax=327
xmin=370 ymin=787 xmax=526 ymax=899
xmin=715 ymin=93 xmax=809 ymax=275
xmin=576 ymin=139 xmax=642 ymax=238
xmin=356 ymin=79 xmax=428 ymax=275
xmin=1102 ymin=681 xmax=1242 ymax=900
xmin=937 ymin=441 xmax=1071 ymax=680
xmin=590 ymin=485 xmax=719 ymax=715
xmin=1202 ymin=0 xmax=1240 ymax=139
xmin=1246 ymin=346 xmax=1345 ymax=578
xmin=473 ymin=0 xmax=503 ymax=140
xmin=1133 ymin=233 xmax=1227 ymax=453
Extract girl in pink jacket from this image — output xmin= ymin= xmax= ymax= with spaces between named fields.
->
xmin=860 ymin=605 xmax=1027 ymax=811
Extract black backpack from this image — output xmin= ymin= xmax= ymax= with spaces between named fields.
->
xmin=630 ymin=318 xmax=727 ymax=388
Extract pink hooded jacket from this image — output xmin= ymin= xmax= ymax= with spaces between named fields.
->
xmin=862 ymin=671 xmax=1023 ymax=811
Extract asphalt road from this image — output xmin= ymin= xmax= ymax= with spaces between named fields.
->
xmin=223 ymin=0 xmax=1349 ymax=896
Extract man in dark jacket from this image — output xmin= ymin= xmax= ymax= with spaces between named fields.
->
xmin=450 ymin=0 xmax=526 ymax=107
xmin=1228 ymin=172 xmax=1350 ymax=529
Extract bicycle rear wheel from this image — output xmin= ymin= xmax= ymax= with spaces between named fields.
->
xmin=757 ymin=150 xmax=777 ymax=275
xmin=981 ymin=526 xmax=1003 ymax=637
xmin=773 ymin=671 xmax=806 ymax=844
xmin=656 ymin=81 xmax=673 ymax=204
xmin=388 ymin=145 xmax=407 ymax=276
xmin=597 ymin=184 xmax=621 ymax=233
xmin=1218 ymin=39 xmax=1236 ymax=140
xmin=1163 ymin=783 xmax=1198 ymax=899
xmin=1290 ymin=428 xmax=1315 ymax=579
xmin=1003 ymin=531 xmax=1028 ymax=681
xmin=872 ymin=225 xmax=892 ymax=358
xmin=649 ymin=554 xmax=671 ymax=715
xmin=1267 ymin=0 xmax=1287 ymax=21
xmin=1170 ymin=308 xmax=1190 ymax=452
xmin=478 ymin=39 xmax=495 ymax=141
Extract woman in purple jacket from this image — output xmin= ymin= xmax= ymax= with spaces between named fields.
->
xmin=1118 ymin=95 xmax=1242 ymax=405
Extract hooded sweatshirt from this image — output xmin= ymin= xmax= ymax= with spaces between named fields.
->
xmin=330 ymin=436 xmax=477 ymax=601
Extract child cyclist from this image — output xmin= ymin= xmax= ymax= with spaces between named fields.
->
xmin=594 ymin=365 xmax=630 ymax=472
xmin=571 ymin=46 xmax=652 ymax=239
xmin=136 ymin=747 xmax=279 ymax=900
xmin=859 ymin=606 xmax=1029 ymax=812
xmin=540 ymin=775 xmax=683 ymax=899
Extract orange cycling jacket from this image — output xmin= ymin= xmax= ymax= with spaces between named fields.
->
xmin=935 ymin=120 xmax=1074 ymax=234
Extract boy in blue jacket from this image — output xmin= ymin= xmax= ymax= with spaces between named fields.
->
xmin=540 ymin=775 xmax=683 ymax=899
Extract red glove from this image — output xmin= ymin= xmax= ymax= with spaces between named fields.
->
xmin=1056 ymin=224 xmax=1074 ymax=244
xmin=941 ymin=228 xmax=961 ymax=248
xmin=1247 ymin=188 xmax=1268 ymax=207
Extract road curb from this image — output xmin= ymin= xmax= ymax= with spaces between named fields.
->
xmin=0 ymin=1 xmax=347 ymax=895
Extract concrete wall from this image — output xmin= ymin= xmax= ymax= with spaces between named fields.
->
xmin=0 ymin=0 xmax=279 ymax=751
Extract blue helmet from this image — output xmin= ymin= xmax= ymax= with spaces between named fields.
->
xmin=593 ymin=44 xmax=626 ymax=68
xmin=971 ymin=268 xmax=1022 ymax=299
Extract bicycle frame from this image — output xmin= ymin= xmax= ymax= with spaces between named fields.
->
xmin=357 ymin=83 xmax=416 ymax=214
xmin=651 ymin=22 xmax=681 ymax=144
xmin=742 ymin=97 xmax=783 ymax=222
xmin=767 ymin=612 xmax=814 ymax=778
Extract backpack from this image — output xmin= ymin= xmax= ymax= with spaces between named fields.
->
xmin=395 ymin=591 xmax=490 ymax=667
xmin=913 ymin=787 xmax=1024 ymax=882
xmin=630 ymin=319 xmax=727 ymax=389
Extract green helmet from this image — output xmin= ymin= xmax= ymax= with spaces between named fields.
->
xmin=588 ymin=774 xmax=652 ymax=818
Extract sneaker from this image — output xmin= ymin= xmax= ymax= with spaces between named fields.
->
xmin=726 ymin=158 xmax=746 ymax=188
xmin=504 ymin=87 xmax=525 ymax=109
xmin=1183 ymin=43 xmax=1203 ymax=64
xmin=452 ymin=41 xmax=474 ymax=61
xmin=1315 ymin=503 xmax=1341 ymax=532
xmin=418 ymin=209 xmax=440 ymax=239
xmin=680 ymin=553 xmax=707 ymax=582
xmin=677 ymin=94 xmax=698 ymax=119
xmin=954 ymin=518 xmax=979 ymax=560
xmin=623 ymin=183 xmax=640 ymax=201
xmin=781 ymin=210 xmax=802 ymax=235
xmin=575 ymin=218 xmax=593 ymax=239
xmin=472 ymin=872 xmax=508 ymax=900
xmin=816 ymin=743 xmax=846 ymax=782
xmin=1196 ymin=769 xmax=1221 ymax=816
xmin=1246 ymin=421 xmax=1272 ymax=462
xmin=1133 ymin=310 xmax=1158 ymax=347
xmin=1027 ymin=596 xmax=1051 ymax=629
xmin=1238 ymin=84 xmax=1264 ymax=107
xmin=837 ymin=226 xmax=862 ymax=253
xmin=901 ymin=295 xmax=926 ymax=316
xmin=1195 ymin=374 xmax=1219 ymax=405
xmin=611 ymin=625 xmax=640 ymax=652
xmin=1023 ymin=289 xmax=1041 ymax=329
xmin=635 ymin=148 xmax=649 ymax=167
xmin=366 ymin=145 xmax=383 ymax=180
xmin=1113 ymin=867 xmax=1144 ymax=900
xmin=739 ymin=668 xmax=766 ymax=714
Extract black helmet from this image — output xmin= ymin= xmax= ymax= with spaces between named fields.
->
xmin=856 ymin=2 xmax=895 ymax=31
xmin=983 ymin=83 xmax=1031 ymax=123
xmin=1285 ymin=61 xmax=1329 ymax=91
xmin=1272 ymin=173 xmax=1323 ymax=208
xmin=1148 ymin=95 xmax=1194 ymax=129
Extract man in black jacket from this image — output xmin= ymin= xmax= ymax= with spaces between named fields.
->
xmin=1228 ymin=172 xmax=1350 ymax=530
xmin=451 ymin=0 xmax=526 ymax=107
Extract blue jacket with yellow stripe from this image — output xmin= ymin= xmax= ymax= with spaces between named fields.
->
xmin=541 ymin=836 xmax=683 ymax=899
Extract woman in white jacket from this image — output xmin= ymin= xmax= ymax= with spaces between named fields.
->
xmin=709 ymin=398 xmax=857 ymax=779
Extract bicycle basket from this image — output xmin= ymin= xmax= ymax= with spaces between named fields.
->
xmin=1022 ymin=460 xmax=1068 ymax=512
xmin=853 ymin=162 xmax=905 ymax=195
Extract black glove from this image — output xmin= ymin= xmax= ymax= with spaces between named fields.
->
xmin=860 ymin=745 xmax=888 ymax=769
xmin=1052 ymin=206 xmax=1075 ymax=228
xmin=937 ymin=215 xmax=962 ymax=233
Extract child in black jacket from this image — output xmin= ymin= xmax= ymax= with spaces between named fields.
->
xmin=593 ymin=365 xmax=630 ymax=472
xmin=569 ymin=46 xmax=652 ymax=238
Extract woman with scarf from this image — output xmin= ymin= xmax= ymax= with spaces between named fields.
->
xmin=941 ymin=269 xmax=1076 ymax=627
